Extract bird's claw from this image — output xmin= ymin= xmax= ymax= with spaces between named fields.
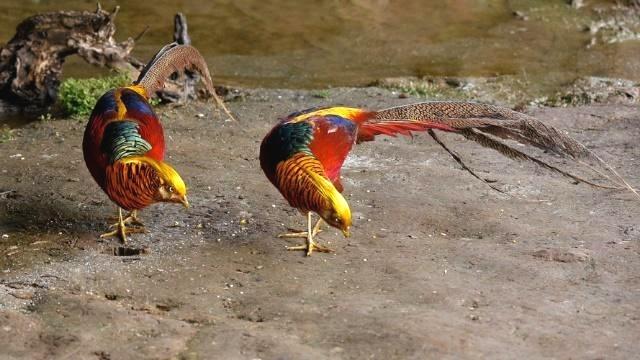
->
xmin=287 ymin=241 xmax=333 ymax=257
xmin=109 ymin=219 xmax=144 ymax=229
xmin=100 ymin=224 xmax=147 ymax=243
xmin=109 ymin=211 xmax=145 ymax=227
xmin=277 ymin=229 xmax=323 ymax=239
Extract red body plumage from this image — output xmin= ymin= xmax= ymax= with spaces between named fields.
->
xmin=83 ymin=87 xmax=165 ymax=209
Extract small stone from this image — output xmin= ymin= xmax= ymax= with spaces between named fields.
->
xmin=10 ymin=290 xmax=34 ymax=300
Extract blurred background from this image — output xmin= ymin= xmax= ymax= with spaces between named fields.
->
xmin=1 ymin=0 xmax=639 ymax=93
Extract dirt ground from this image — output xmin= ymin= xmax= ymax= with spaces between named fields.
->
xmin=0 ymin=87 xmax=639 ymax=359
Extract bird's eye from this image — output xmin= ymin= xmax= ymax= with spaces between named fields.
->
xmin=168 ymin=186 xmax=174 ymax=193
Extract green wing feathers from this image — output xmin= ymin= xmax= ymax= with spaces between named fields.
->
xmin=101 ymin=121 xmax=152 ymax=164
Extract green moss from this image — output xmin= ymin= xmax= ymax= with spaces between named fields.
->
xmin=58 ymin=72 xmax=132 ymax=118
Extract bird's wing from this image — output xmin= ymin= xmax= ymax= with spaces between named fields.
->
xmin=264 ymin=108 xmax=360 ymax=183
xmin=101 ymin=120 xmax=152 ymax=164
xmin=306 ymin=115 xmax=359 ymax=187
xmin=371 ymin=101 xmax=637 ymax=195
xmin=134 ymin=42 xmax=235 ymax=120
xmin=260 ymin=114 xmax=347 ymax=211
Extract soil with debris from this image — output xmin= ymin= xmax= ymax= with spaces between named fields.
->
xmin=1 ymin=87 xmax=639 ymax=359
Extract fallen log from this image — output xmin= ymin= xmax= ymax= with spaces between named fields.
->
xmin=0 ymin=5 xmax=136 ymax=107
xmin=0 ymin=5 xmax=219 ymax=110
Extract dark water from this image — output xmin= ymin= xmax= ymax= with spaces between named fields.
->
xmin=0 ymin=1 xmax=638 ymax=91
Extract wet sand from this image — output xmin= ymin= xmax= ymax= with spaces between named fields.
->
xmin=1 ymin=87 xmax=639 ymax=359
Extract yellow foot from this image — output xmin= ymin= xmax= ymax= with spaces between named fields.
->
xmin=286 ymin=240 xmax=333 ymax=257
xmin=277 ymin=229 xmax=322 ymax=239
xmin=110 ymin=211 xmax=144 ymax=227
xmin=123 ymin=215 xmax=144 ymax=227
xmin=100 ymin=224 xmax=146 ymax=244
xmin=277 ymin=219 xmax=323 ymax=239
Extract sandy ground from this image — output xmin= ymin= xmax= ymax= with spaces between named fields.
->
xmin=0 ymin=87 xmax=639 ymax=359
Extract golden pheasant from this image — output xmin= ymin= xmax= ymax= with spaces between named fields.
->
xmin=83 ymin=42 xmax=229 ymax=243
xmin=260 ymin=102 xmax=636 ymax=256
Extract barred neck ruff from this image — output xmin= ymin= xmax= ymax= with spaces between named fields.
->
xmin=121 ymin=156 xmax=186 ymax=196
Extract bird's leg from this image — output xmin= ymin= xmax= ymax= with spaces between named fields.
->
xmin=282 ymin=213 xmax=333 ymax=256
xmin=277 ymin=217 xmax=323 ymax=238
xmin=311 ymin=218 xmax=323 ymax=237
xmin=110 ymin=210 xmax=144 ymax=227
xmin=100 ymin=208 xmax=146 ymax=243
xmin=122 ymin=210 xmax=145 ymax=228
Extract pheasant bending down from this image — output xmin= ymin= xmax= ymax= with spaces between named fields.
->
xmin=83 ymin=43 xmax=227 ymax=243
xmin=259 ymin=102 xmax=636 ymax=256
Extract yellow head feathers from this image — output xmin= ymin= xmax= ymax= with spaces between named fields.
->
xmin=120 ymin=156 xmax=188 ymax=208
xmin=306 ymin=168 xmax=352 ymax=237
xmin=291 ymin=107 xmax=365 ymax=124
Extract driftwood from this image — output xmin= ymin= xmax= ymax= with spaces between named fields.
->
xmin=0 ymin=5 xmax=136 ymax=107
xmin=0 ymin=6 xmax=216 ymax=108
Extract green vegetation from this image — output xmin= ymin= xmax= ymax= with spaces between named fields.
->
xmin=311 ymin=90 xmax=331 ymax=99
xmin=0 ymin=125 xmax=14 ymax=143
xmin=58 ymin=72 xmax=131 ymax=117
xmin=378 ymin=78 xmax=469 ymax=101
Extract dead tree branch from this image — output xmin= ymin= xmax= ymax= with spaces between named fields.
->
xmin=0 ymin=6 xmax=136 ymax=106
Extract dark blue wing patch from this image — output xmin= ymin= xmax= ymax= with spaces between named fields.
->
xmin=89 ymin=89 xmax=118 ymax=119
xmin=324 ymin=115 xmax=357 ymax=133
xmin=120 ymin=88 xmax=155 ymax=117
xmin=101 ymin=121 xmax=152 ymax=163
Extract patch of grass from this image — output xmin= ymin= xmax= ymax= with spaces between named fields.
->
xmin=380 ymin=79 xmax=469 ymax=100
xmin=0 ymin=125 xmax=14 ymax=143
xmin=58 ymin=72 xmax=131 ymax=117
xmin=311 ymin=90 xmax=331 ymax=99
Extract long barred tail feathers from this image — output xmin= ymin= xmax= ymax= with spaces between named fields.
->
xmin=134 ymin=42 xmax=236 ymax=121
xmin=372 ymin=101 xmax=638 ymax=198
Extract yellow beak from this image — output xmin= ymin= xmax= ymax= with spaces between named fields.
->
xmin=180 ymin=195 xmax=189 ymax=208
xmin=342 ymin=227 xmax=351 ymax=238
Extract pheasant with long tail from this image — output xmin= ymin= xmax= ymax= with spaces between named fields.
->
xmin=83 ymin=42 xmax=230 ymax=243
xmin=260 ymin=102 xmax=637 ymax=256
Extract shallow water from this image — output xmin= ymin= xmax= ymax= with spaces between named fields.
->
xmin=0 ymin=1 xmax=638 ymax=92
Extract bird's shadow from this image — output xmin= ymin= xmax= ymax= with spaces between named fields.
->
xmin=0 ymin=189 xmax=105 ymax=239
